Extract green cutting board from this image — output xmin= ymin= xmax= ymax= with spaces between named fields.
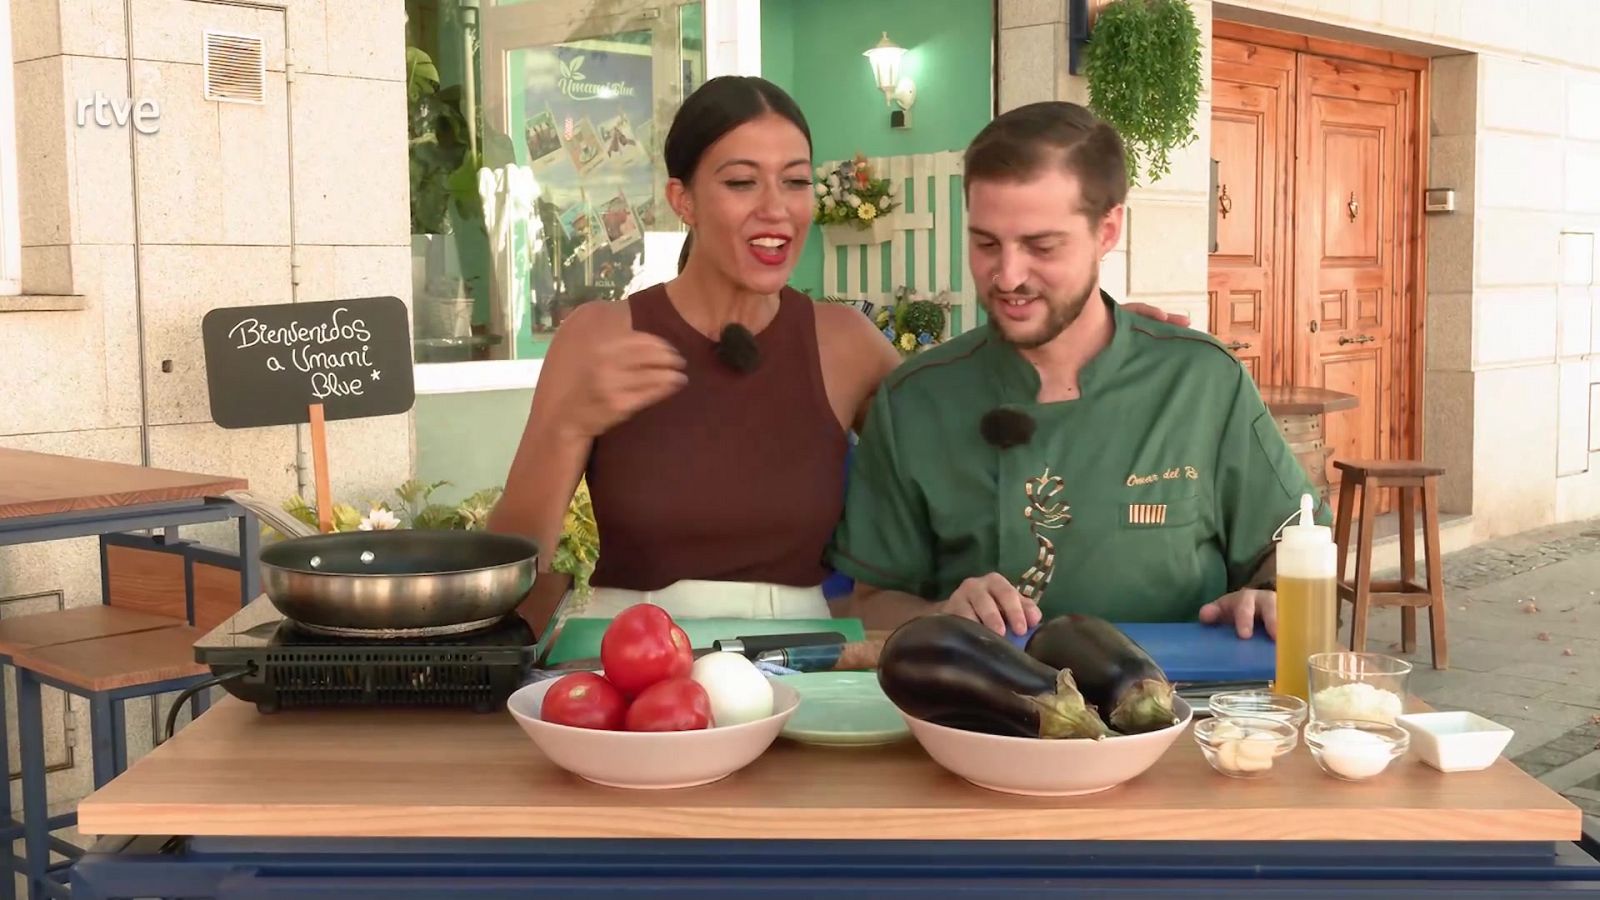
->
xmin=542 ymin=616 xmax=865 ymax=666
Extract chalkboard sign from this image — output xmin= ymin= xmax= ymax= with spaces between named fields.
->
xmin=202 ymin=296 xmax=416 ymax=429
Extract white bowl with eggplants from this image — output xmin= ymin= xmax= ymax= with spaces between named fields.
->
xmin=877 ymin=615 xmax=1194 ymax=796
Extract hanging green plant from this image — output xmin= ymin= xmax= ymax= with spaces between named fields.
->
xmin=1081 ymin=0 xmax=1204 ymax=185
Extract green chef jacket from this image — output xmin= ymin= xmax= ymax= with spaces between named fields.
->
xmin=829 ymin=292 xmax=1328 ymax=623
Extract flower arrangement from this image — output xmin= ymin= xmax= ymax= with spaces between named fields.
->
xmin=282 ymin=479 xmax=503 ymax=533
xmin=281 ymin=478 xmax=603 ymax=596
xmin=875 ymin=289 xmax=950 ymax=355
xmin=820 ymin=287 xmax=950 ymax=355
xmin=814 ymin=153 xmax=897 ymax=229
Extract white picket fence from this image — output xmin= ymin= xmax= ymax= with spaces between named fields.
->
xmin=818 ymin=150 xmax=979 ymax=336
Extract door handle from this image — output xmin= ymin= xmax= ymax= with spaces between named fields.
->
xmin=1338 ymin=334 xmax=1376 ymax=345
xmin=1224 ymin=340 xmax=1251 ymax=351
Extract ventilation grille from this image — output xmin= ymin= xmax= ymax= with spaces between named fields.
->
xmin=203 ymin=30 xmax=265 ymax=104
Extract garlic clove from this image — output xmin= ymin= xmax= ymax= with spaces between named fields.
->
xmin=1237 ymin=733 xmax=1279 ymax=765
xmin=1217 ymin=739 xmax=1240 ymax=771
xmin=1214 ymin=721 xmax=1245 ymax=742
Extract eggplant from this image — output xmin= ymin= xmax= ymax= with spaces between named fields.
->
xmin=1024 ymin=614 xmax=1178 ymax=735
xmin=877 ymin=615 xmax=1111 ymax=740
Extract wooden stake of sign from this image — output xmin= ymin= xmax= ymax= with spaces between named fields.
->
xmin=307 ymin=403 xmax=333 ymax=534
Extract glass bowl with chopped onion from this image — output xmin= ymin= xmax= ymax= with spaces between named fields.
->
xmin=1306 ymin=652 xmax=1413 ymax=726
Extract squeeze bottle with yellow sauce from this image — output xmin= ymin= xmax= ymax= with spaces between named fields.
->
xmin=1272 ymin=493 xmax=1338 ymax=701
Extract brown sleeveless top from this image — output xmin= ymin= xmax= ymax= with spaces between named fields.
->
xmin=586 ymin=284 xmax=848 ymax=591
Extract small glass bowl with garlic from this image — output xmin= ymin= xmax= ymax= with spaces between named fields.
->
xmin=1193 ymin=715 xmax=1299 ymax=778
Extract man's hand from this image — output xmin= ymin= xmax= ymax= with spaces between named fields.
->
xmin=1123 ymin=301 xmax=1192 ymax=329
xmin=937 ymin=573 xmax=1041 ymax=636
xmin=1198 ymin=589 xmax=1277 ymax=639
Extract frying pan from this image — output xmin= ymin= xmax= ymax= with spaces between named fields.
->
xmin=258 ymin=529 xmax=539 ymax=637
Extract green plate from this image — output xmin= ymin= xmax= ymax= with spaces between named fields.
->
xmin=774 ymin=672 xmax=911 ymax=747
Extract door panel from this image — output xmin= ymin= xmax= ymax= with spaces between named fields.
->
xmin=1295 ymin=54 xmax=1415 ymax=497
xmin=1208 ymin=39 xmax=1295 ymax=385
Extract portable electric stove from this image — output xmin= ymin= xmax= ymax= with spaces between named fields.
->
xmin=194 ymin=596 xmax=537 ymax=713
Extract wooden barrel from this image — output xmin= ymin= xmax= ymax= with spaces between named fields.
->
xmin=1274 ymin=412 xmax=1330 ymax=503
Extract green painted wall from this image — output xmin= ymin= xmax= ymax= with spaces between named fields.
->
xmin=760 ymin=0 xmax=993 ymax=296
xmin=414 ymin=390 xmax=533 ymax=506
xmin=759 ymin=1 xmax=795 ymax=96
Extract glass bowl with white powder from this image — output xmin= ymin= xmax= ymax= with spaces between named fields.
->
xmin=1304 ymin=719 xmax=1410 ymax=781
xmin=1307 ymin=652 xmax=1412 ymax=725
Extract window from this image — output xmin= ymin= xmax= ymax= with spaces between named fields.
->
xmin=406 ymin=0 xmax=711 ymax=386
xmin=0 ymin=0 xmax=22 ymax=295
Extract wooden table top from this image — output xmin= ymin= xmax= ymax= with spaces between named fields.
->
xmin=0 ymin=448 xmax=246 ymax=521
xmin=0 ymin=607 xmax=184 ymax=657
xmin=76 ymin=698 xmax=1581 ymax=842
xmin=12 ymin=624 xmax=208 ymax=692
xmin=1260 ymin=386 xmax=1360 ymax=416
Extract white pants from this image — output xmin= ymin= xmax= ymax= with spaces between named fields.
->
xmin=577 ymin=579 xmax=831 ymax=620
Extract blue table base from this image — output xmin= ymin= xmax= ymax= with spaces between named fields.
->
xmin=72 ymin=834 xmax=1600 ymax=899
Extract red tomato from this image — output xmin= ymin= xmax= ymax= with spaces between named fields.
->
xmin=600 ymin=604 xmax=694 ymax=697
xmin=624 ymin=678 xmax=713 ymax=732
xmin=540 ymin=672 xmax=627 ymax=730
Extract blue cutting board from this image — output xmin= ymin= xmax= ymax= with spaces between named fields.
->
xmin=1008 ymin=621 xmax=1276 ymax=683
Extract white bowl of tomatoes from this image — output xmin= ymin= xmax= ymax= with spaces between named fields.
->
xmin=506 ymin=605 xmax=802 ymax=789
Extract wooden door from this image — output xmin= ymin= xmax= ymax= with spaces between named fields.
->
xmin=1208 ymin=39 xmax=1295 ymax=385
xmin=1294 ymin=54 xmax=1418 ymax=490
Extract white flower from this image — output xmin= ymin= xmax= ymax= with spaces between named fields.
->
xmin=815 ymin=181 xmax=828 ymax=196
xmin=815 ymin=164 xmax=830 ymax=179
xmin=826 ymin=174 xmax=841 ymax=190
xmin=358 ymin=507 xmax=401 ymax=531
xmin=822 ymin=195 xmax=836 ymax=208
xmin=846 ymin=193 xmax=861 ymax=207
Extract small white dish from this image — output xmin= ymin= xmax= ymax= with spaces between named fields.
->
xmin=1396 ymin=710 xmax=1514 ymax=773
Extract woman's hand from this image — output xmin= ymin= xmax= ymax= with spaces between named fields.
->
xmin=557 ymin=331 xmax=689 ymax=440
xmin=1123 ymin=302 xmax=1192 ymax=329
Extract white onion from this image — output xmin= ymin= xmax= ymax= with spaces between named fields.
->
xmin=689 ymin=652 xmax=774 ymax=727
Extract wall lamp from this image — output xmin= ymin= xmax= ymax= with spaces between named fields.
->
xmin=864 ymin=31 xmax=915 ymax=129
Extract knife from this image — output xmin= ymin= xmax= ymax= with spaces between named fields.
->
xmin=546 ymin=631 xmax=849 ymax=673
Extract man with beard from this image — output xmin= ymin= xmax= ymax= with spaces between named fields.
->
xmin=828 ymin=101 xmax=1324 ymax=640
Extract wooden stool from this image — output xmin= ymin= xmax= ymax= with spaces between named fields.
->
xmin=0 ymin=607 xmax=183 ymax=900
xmin=1333 ymin=460 xmax=1449 ymax=669
xmin=13 ymin=625 xmax=211 ymax=898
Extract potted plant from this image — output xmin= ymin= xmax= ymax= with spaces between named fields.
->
xmin=822 ymin=287 xmax=950 ymax=355
xmin=1081 ymin=0 xmax=1204 ymax=185
xmin=874 ymin=287 xmax=950 ymax=355
xmin=407 ymin=34 xmax=517 ymax=347
xmin=815 ymin=153 xmax=899 ymax=246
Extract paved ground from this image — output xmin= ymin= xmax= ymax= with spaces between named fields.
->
xmin=1356 ymin=517 xmax=1600 ymax=820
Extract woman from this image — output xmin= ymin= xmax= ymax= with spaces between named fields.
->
xmin=491 ymin=76 xmax=1183 ymax=632
xmin=492 ymin=76 xmax=898 ymax=631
